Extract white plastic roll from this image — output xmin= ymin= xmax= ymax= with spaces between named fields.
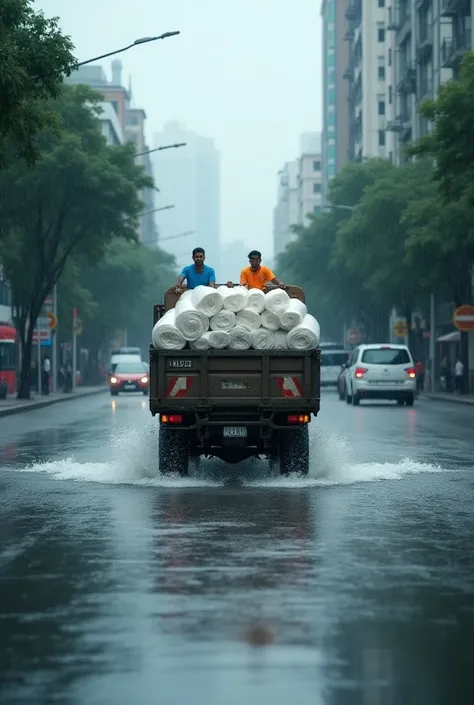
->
xmin=251 ymin=327 xmax=275 ymax=350
xmin=190 ymin=335 xmax=211 ymax=350
xmin=228 ymin=325 xmax=252 ymax=350
xmin=174 ymin=290 xmax=209 ymax=341
xmin=210 ymin=309 xmax=235 ymax=332
xmin=191 ymin=285 xmax=223 ymax=317
xmin=247 ymin=288 xmax=266 ymax=313
xmin=279 ymin=298 xmax=308 ymax=330
xmin=264 ymin=288 xmax=290 ymax=315
xmin=261 ymin=309 xmax=281 ymax=331
xmin=235 ymin=307 xmax=262 ymax=331
xmin=152 ymin=309 xmax=186 ymax=350
xmin=273 ymin=331 xmax=288 ymax=350
xmin=218 ymin=285 xmax=249 ymax=312
xmin=207 ymin=330 xmax=230 ymax=349
xmin=286 ymin=314 xmax=321 ymax=350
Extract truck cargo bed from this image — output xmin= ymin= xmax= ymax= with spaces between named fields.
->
xmin=149 ymin=348 xmax=320 ymax=412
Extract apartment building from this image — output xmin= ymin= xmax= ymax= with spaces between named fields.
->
xmin=321 ymin=0 xmax=350 ymax=202
xmin=345 ymin=0 xmax=388 ymax=161
xmin=385 ymin=0 xmax=473 ymax=163
xmin=273 ymin=161 xmax=299 ymax=258
xmin=297 ymin=133 xmax=323 ymax=225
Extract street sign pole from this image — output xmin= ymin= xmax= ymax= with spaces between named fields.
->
xmin=37 ymin=338 xmax=42 ymax=395
xmin=429 ymin=292 xmax=435 ymax=393
xmin=52 ymin=285 xmax=58 ymax=393
xmin=72 ymin=308 xmax=77 ymax=393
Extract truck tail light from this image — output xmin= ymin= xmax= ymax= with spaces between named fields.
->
xmin=355 ymin=367 xmax=368 ymax=378
xmin=405 ymin=367 xmax=416 ymax=379
xmin=287 ymin=414 xmax=309 ymax=424
xmin=161 ymin=414 xmax=183 ymax=424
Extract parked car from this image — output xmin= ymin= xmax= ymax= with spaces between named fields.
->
xmin=343 ymin=344 xmax=416 ymax=406
xmin=109 ymin=362 xmax=149 ymax=396
xmin=320 ymin=349 xmax=350 ymax=388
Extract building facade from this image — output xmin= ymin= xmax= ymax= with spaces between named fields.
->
xmin=385 ymin=0 xmax=473 ymax=163
xmin=67 ymin=61 xmax=158 ymax=244
xmin=273 ymin=161 xmax=299 ymax=258
xmin=297 ymin=133 xmax=323 ymax=225
xmin=321 ymin=0 xmax=350 ymax=203
xmin=152 ymin=121 xmax=221 ymax=271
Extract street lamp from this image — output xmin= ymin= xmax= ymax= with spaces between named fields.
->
xmin=135 ymin=143 xmax=186 ymax=157
xmin=77 ymin=32 xmax=180 ymax=67
xmin=159 ymin=230 xmax=195 ymax=243
xmin=141 ymin=205 xmax=175 ymax=216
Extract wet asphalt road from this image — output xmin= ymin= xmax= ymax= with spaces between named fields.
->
xmin=0 ymin=391 xmax=473 ymax=705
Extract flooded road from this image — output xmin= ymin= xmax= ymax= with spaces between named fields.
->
xmin=0 ymin=392 xmax=473 ymax=704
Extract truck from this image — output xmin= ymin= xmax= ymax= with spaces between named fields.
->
xmin=149 ymin=285 xmax=321 ymax=476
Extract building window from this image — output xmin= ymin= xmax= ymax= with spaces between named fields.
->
xmin=389 ymin=86 xmax=393 ymax=103
xmin=378 ymin=130 xmax=386 ymax=146
xmin=328 ymin=144 xmax=336 ymax=160
xmin=313 ymin=160 xmax=321 ymax=171
xmin=327 ymin=0 xmax=335 ymax=22
xmin=313 ymin=183 xmax=322 ymax=193
xmin=378 ymin=66 xmax=385 ymax=80
xmin=328 ymin=51 xmax=335 ymax=68
xmin=328 ymin=87 xmax=335 ymax=104
xmin=378 ymin=100 xmax=385 ymax=115
xmin=388 ymin=48 xmax=392 ymax=66
xmin=313 ymin=205 xmax=321 ymax=213
xmin=328 ymin=164 xmax=336 ymax=178
xmin=378 ymin=28 xmax=385 ymax=42
xmin=378 ymin=0 xmax=384 ymax=6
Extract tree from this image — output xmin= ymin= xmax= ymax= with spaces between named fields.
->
xmin=0 ymin=84 xmax=153 ymax=398
xmin=0 ymin=0 xmax=76 ymax=168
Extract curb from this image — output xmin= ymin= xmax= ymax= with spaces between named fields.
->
xmin=0 ymin=387 xmax=108 ymax=418
xmin=424 ymin=393 xmax=474 ymax=407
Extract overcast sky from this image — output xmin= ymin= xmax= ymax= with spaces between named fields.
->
xmin=37 ymin=0 xmax=322 ymax=256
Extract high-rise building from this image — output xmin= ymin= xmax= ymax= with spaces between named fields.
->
xmin=385 ymin=0 xmax=472 ymax=164
xmin=152 ymin=121 xmax=221 ymax=270
xmin=67 ymin=61 xmax=157 ymax=244
xmin=345 ymin=0 xmax=388 ymax=161
xmin=273 ymin=161 xmax=299 ymax=258
xmin=297 ymin=132 xmax=323 ymax=225
xmin=321 ymin=0 xmax=350 ymax=202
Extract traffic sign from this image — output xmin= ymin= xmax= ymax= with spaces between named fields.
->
xmin=347 ymin=328 xmax=361 ymax=344
xmin=47 ymin=312 xmax=58 ymax=330
xmin=453 ymin=304 xmax=474 ymax=332
xmin=393 ymin=319 xmax=408 ymax=337
xmin=73 ymin=317 xmax=83 ymax=336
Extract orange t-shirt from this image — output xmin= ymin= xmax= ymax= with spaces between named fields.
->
xmin=240 ymin=266 xmax=275 ymax=290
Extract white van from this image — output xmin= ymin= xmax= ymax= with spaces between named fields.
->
xmin=320 ymin=349 xmax=350 ymax=386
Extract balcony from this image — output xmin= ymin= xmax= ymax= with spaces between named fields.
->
xmin=345 ymin=2 xmax=358 ymax=21
xmin=441 ymin=30 xmax=471 ymax=69
xmin=417 ymin=25 xmax=433 ymax=60
xmin=440 ymin=0 xmax=463 ymax=17
xmin=397 ymin=8 xmax=413 ymax=46
xmin=344 ymin=27 xmax=355 ymax=41
xmin=397 ymin=64 xmax=417 ymax=94
xmin=415 ymin=0 xmax=430 ymax=8
xmin=387 ymin=6 xmax=399 ymax=31
xmin=343 ymin=67 xmax=353 ymax=80
xmin=386 ymin=117 xmax=404 ymax=132
xmin=418 ymin=76 xmax=433 ymax=101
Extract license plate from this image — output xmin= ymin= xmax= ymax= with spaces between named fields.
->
xmin=124 ymin=384 xmax=136 ymax=390
xmin=169 ymin=360 xmax=192 ymax=369
xmin=223 ymin=427 xmax=247 ymax=438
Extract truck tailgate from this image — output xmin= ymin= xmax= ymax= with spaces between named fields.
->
xmin=150 ymin=349 xmax=319 ymax=408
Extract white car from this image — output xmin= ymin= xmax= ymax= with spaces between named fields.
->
xmin=344 ymin=343 xmax=416 ymax=406
xmin=320 ymin=349 xmax=350 ymax=387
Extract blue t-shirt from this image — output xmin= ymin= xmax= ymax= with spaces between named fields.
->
xmin=180 ymin=264 xmax=216 ymax=289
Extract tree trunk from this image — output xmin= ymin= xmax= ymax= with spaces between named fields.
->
xmin=17 ymin=322 xmax=35 ymax=399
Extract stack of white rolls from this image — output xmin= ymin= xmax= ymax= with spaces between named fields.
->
xmin=152 ymin=285 xmax=320 ymax=350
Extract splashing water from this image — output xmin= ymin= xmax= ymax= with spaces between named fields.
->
xmin=11 ymin=421 xmax=444 ymax=488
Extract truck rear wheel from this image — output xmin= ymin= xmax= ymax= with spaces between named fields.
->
xmin=159 ymin=426 xmax=189 ymax=476
xmin=279 ymin=426 xmax=309 ymax=476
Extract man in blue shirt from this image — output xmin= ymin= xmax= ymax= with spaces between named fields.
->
xmin=175 ymin=247 xmax=216 ymax=292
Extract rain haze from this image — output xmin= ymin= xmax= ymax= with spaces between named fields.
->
xmin=37 ymin=0 xmax=322 ymax=273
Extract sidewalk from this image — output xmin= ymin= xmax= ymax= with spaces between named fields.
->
xmin=0 ymin=386 xmax=108 ymax=418
xmin=424 ymin=392 xmax=474 ymax=406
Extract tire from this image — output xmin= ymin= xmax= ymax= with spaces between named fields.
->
xmin=269 ymin=442 xmax=279 ymax=474
xmin=279 ymin=426 xmax=309 ymax=476
xmin=159 ymin=425 xmax=189 ymax=476
xmin=345 ymin=388 xmax=352 ymax=404
xmin=110 ymin=390 xmax=119 ymax=396
xmin=338 ymin=387 xmax=345 ymax=401
xmin=352 ymin=389 xmax=360 ymax=406
xmin=406 ymin=395 xmax=414 ymax=407
xmin=143 ymin=390 xmax=148 ymax=396
xmin=397 ymin=398 xmax=404 ymax=406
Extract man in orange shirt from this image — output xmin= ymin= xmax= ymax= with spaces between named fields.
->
xmin=238 ymin=250 xmax=287 ymax=291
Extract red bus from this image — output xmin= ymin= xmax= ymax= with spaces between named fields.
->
xmin=0 ymin=324 xmax=18 ymax=396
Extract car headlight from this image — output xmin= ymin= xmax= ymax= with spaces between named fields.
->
xmin=141 ymin=376 xmax=148 ymax=384
xmin=110 ymin=377 xmax=118 ymax=384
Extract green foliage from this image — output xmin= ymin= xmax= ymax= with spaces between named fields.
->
xmin=0 ymin=84 xmax=153 ymax=397
xmin=0 ymin=0 xmax=77 ymax=167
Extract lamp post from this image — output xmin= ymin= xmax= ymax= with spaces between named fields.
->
xmin=135 ymin=143 xmax=186 ymax=157
xmin=77 ymin=32 xmax=180 ymax=67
